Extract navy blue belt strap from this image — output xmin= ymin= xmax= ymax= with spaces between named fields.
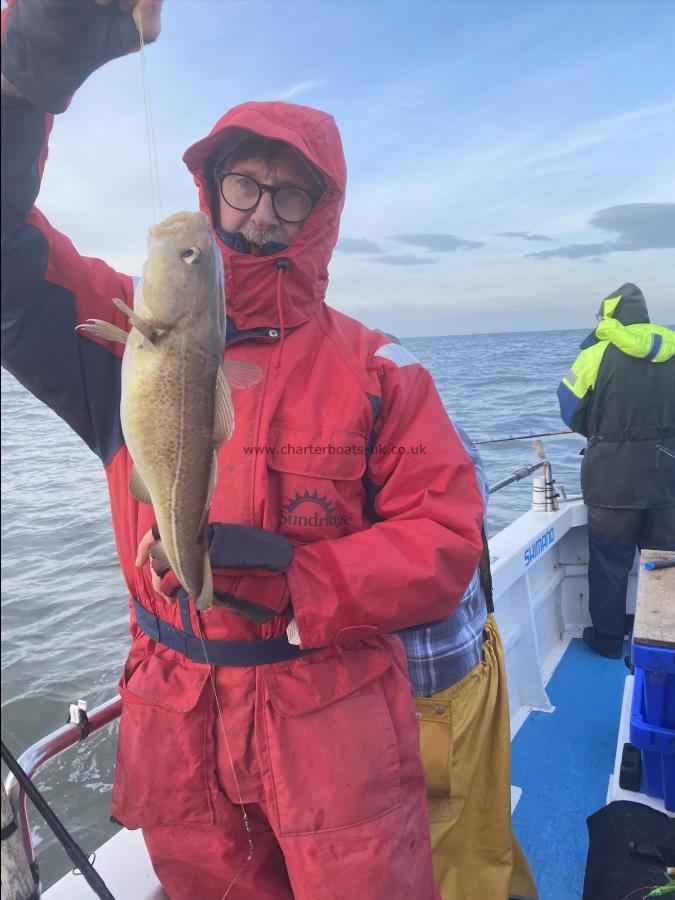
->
xmin=133 ymin=598 xmax=316 ymax=666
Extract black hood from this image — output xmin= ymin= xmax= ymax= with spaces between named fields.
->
xmin=579 ymin=283 xmax=650 ymax=349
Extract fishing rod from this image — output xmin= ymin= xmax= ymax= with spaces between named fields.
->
xmin=476 ymin=429 xmax=574 ymax=445
xmin=1 ymin=740 xmax=116 ymax=900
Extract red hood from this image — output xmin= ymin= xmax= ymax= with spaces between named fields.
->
xmin=183 ymin=102 xmax=346 ymax=331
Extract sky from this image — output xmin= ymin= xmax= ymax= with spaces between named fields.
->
xmin=22 ymin=0 xmax=675 ymax=336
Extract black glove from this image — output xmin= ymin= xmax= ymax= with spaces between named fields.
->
xmin=208 ymin=524 xmax=293 ymax=623
xmin=2 ymin=0 xmax=148 ymax=113
xmin=208 ymin=523 xmax=293 ymax=572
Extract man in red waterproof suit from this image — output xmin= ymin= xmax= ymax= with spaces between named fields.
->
xmin=1 ymin=3 xmax=484 ymax=897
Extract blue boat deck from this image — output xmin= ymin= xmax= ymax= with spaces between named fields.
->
xmin=511 ymin=637 xmax=629 ymax=900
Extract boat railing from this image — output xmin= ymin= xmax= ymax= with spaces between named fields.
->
xmin=489 ymin=457 xmax=572 ymax=512
xmin=489 ymin=457 xmax=550 ymax=496
xmin=4 ymin=695 xmax=123 ymax=870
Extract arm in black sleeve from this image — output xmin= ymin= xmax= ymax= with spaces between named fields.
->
xmin=1 ymin=98 xmax=132 ymax=464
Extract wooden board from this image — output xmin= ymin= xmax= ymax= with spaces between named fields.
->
xmin=632 ymin=549 xmax=675 ymax=648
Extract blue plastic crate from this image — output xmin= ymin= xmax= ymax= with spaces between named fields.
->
xmin=631 ymin=640 xmax=675 ymax=730
xmin=630 ymin=669 xmax=675 ymax=811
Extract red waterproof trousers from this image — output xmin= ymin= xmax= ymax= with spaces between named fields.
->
xmin=117 ymin=634 xmax=439 ymax=900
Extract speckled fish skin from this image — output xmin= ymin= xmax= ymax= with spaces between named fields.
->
xmin=121 ymin=211 xmax=228 ymax=610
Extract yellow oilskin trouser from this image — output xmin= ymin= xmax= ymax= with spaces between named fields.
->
xmin=415 ymin=615 xmax=538 ymax=900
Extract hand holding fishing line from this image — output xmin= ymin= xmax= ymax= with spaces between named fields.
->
xmin=1 ymin=0 xmax=163 ymax=112
xmin=95 ymin=0 xmax=163 ymax=42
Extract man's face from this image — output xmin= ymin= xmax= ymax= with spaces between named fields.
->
xmin=217 ymin=145 xmax=320 ymax=248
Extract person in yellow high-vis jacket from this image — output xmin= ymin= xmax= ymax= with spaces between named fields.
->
xmin=557 ymin=283 xmax=675 ymax=658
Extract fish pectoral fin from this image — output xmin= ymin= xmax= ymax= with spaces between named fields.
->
xmin=76 ymin=320 xmax=129 ymax=345
xmin=112 ymin=297 xmax=158 ymax=344
xmin=222 ymin=358 xmax=263 ymax=390
xmin=214 ymin=366 xmax=235 ymax=446
xmin=129 ymin=465 xmax=153 ymax=505
xmin=194 ymin=551 xmax=213 ymax=612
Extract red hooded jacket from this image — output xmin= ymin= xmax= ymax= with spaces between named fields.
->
xmin=2 ymin=86 xmax=484 ymax=847
xmin=2 ymin=95 xmax=484 ymax=650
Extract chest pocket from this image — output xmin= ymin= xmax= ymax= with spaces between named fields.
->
xmin=265 ymin=424 xmax=368 ymax=539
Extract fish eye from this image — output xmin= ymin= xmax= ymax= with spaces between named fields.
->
xmin=181 ymin=247 xmax=203 ymax=265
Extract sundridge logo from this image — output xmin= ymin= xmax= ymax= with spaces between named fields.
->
xmin=281 ymin=489 xmax=353 ymax=529
xmin=524 ymin=528 xmax=555 ymax=567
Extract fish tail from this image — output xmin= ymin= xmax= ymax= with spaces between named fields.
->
xmin=194 ymin=551 xmax=213 ymax=612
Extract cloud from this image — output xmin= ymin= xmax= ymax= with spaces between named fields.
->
xmin=391 ymin=233 xmax=484 ymax=252
xmin=590 ymin=203 xmax=675 ymax=249
xmin=277 ymin=79 xmax=326 ymax=100
xmin=373 ymin=255 xmax=438 ymax=266
xmin=336 ymin=234 xmax=482 ymax=262
xmin=496 ymin=231 xmax=555 ymax=242
xmin=528 ymin=242 xmax=614 ymax=259
xmin=527 ymin=202 xmax=675 ymax=259
xmin=336 ymin=238 xmax=384 ymax=254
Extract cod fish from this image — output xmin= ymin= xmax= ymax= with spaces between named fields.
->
xmin=79 ymin=211 xmax=260 ymax=610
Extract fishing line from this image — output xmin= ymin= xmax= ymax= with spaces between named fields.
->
xmin=136 ymin=9 xmax=164 ymax=221
xmin=135 ymin=12 xmax=253 ymax=891
xmin=194 ymin=612 xmax=255 ymax=899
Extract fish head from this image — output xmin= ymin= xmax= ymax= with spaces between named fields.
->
xmin=139 ymin=211 xmax=225 ymax=333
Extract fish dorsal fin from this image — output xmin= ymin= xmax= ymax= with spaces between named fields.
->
xmin=129 ymin=465 xmax=153 ymax=505
xmin=222 ymin=359 xmax=263 ymax=390
xmin=214 ymin=366 xmax=235 ymax=447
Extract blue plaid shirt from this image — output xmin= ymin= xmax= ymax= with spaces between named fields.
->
xmin=398 ymin=422 xmax=490 ymax=697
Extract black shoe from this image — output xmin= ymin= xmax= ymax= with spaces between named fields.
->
xmin=583 ymin=627 xmax=623 ymax=659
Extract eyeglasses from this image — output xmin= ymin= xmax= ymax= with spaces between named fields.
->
xmin=218 ymin=172 xmax=315 ymax=224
